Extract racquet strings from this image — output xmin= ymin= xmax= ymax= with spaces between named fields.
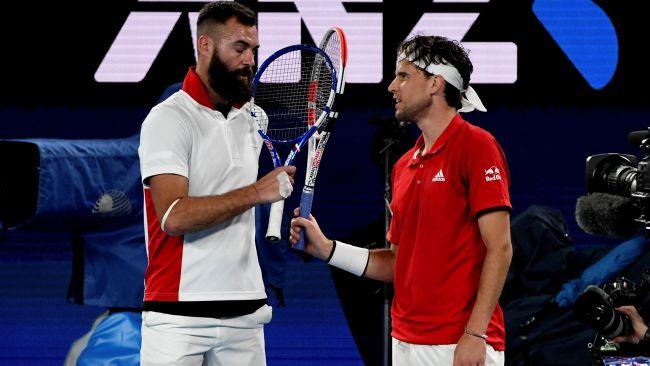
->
xmin=254 ymin=49 xmax=333 ymax=142
xmin=317 ymin=32 xmax=342 ymax=134
xmin=321 ymin=32 xmax=342 ymax=77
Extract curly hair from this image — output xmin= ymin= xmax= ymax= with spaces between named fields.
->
xmin=397 ymin=36 xmax=473 ymax=110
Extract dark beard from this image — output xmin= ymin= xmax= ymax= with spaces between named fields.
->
xmin=207 ymin=52 xmax=254 ymax=105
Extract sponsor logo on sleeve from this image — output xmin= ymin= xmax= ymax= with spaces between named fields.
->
xmin=484 ymin=166 xmax=501 ymax=182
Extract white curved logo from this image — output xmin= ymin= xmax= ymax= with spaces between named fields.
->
xmin=92 ymin=189 xmax=133 ymax=217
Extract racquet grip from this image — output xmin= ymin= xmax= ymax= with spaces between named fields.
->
xmin=295 ymin=186 xmax=315 ymax=251
xmin=265 ymin=199 xmax=285 ymax=242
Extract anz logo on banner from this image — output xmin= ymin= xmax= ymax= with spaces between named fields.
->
xmin=95 ymin=0 xmax=618 ymax=90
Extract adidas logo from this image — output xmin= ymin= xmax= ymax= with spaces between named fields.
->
xmin=432 ymin=169 xmax=445 ymax=182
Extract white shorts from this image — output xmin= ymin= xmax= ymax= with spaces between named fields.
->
xmin=392 ymin=337 xmax=505 ymax=366
xmin=140 ymin=305 xmax=272 ymax=366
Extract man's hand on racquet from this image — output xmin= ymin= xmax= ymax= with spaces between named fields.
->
xmin=289 ymin=208 xmax=334 ymax=260
xmin=253 ymin=166 xmax=296 ymax=204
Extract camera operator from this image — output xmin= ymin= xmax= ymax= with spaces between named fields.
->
xmin=613 ymin=306 xmax=650 ymax=344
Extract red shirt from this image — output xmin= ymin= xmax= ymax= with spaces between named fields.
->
xmin=387 ymin=114 xmax=510 ymax=351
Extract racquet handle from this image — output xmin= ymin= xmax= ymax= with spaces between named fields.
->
xmin=265 ymin=199 xmax=285 ymax=242
xmin=295 ymin=186 xmax=315 ymax=251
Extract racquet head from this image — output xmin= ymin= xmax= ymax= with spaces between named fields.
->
xmin=251 ymin=44 xmax=337 ymax=148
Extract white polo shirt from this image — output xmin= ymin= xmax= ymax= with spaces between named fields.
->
xmin=138 ymin=68 xmax=266 ymax=302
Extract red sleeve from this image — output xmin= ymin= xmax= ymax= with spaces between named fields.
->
xmin=465 ymin=132 xmax=512 ymax=217
xmin=386 ymin=211 xmax=401 ymax=245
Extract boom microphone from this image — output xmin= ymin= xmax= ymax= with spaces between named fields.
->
xmin=575 ymin=192 xmax=640 ymax=238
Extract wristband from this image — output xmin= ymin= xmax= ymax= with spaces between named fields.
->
xmin=161 ymin=198 xmax=181 ymax=232
xmin=464 ymin=326 xmax=488 ymax=340
xmin=327 ymin=240 xmax=369 ymax=277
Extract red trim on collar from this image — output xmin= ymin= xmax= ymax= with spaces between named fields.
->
xmin=182 ymin=67 xmax=214 ymax=109
xmin=181 ymin=67 xmax=244 ymax=110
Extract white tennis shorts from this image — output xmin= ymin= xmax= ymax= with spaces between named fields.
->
xmin=392 ymin=337 xmax=505 ymax=366
xmin=140 ymin=305 xmax=272 ymax=366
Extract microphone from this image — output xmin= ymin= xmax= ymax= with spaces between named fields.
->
xmin=575 ymin=192 xmax=640 ymax=238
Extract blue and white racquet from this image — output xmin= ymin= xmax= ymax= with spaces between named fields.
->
xmin=296 ymin=27 xmax=348 ymax=251
xmin=251 ymin=44 xmax=337 ymax=242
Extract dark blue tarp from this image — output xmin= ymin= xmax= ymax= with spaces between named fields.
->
xmin=24 ymin=135 xmax=142 ymax=225
xmin=555 ymin=235 xmax=648 ymax=307
xmin=6 ymin=136 xmax=147 ymax=308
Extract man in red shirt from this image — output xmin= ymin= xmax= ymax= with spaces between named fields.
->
xmin=290 ymin=35 xmax=512 ymax=366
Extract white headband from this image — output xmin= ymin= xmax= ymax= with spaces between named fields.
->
xmin=397 ymin=52 xmax=486 ymax=113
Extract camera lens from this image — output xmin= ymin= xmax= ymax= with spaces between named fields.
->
xmin=606 ymin=165 xmax=637 ymax=196
xmin=585 ymin=154 xmax=638 ymax=195
xmin=574 ymin=286 xmax=632 ymax=339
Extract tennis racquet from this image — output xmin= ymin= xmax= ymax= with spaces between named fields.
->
xmin=295 ymin=27 xmax=348 ymax=251
xmin=251 ymin=44 xmax=338 ymax=242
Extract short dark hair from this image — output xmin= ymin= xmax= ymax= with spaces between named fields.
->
xmin=197 ymin=1 xmax=257 ymax=36
xmin=397 ymin=35 xmax=473 ymax=110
